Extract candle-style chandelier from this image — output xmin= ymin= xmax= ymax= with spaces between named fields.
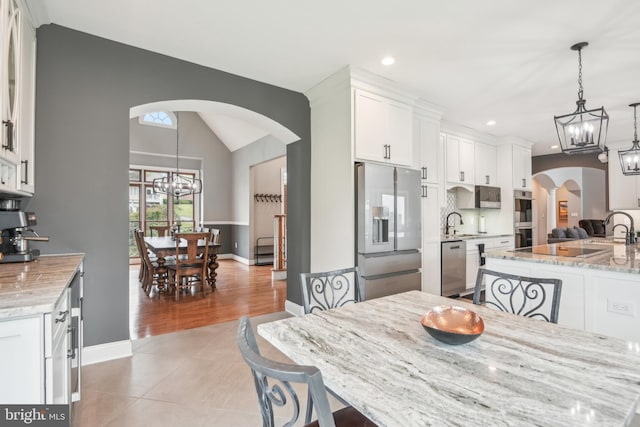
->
xmin=152 ymin=112 xmax=202 ymax=197
xmin=618 ymin=103 xmax=640 ymax=175
xmin=554 ymin=42 xmax=609 ymax=155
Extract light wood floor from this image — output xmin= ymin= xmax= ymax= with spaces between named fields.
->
xmin=129 ymin=259 xmax=287 ymax=340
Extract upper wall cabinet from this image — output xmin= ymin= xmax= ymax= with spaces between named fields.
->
xmin=416 ymin=115 xmax=440 ymax=184
xmin=445 ymin=134 xmax=475 ymax=186
xmin=474 ymin=142 xmax=497 ymax=186
xmin=512 ymin=145 xmax=532 ymax=191
xmin=0 ymin=0 xmax=35 ymax=195
xmin=353 ymin=88 xmax=413 ymax=167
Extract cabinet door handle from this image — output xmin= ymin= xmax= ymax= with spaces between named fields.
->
xmin=21 ymin=160 xmax=28 ymax=185
xmin=383 ymin=144 xmax=388 ymax=159
xmin=55 ymin=310 xmax=69 ymax=323
xmin=485 ymin=175 xmax=489 ymax=185
xmin=421 ymin=167 xmax=427 ymax=180
xmin=387 ymin=144 xmax=391 ymax=159
xmin=2 ymin=120 xmax=13 ymax=152
xmin=460 ymin=171 xmax=465 ymax=182
xmin=421 ymin=185 xmax=427 ymax=198
xmin=68 ymin=324 xmax=77 ymax=359
xmin=522 ymin=178 xmax=526 ymax=188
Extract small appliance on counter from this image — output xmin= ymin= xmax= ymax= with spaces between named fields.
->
xmin=0 ymin=206 xmax=50 ymax=263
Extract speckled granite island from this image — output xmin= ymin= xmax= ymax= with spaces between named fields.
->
xmin=486 ymin=239 xmax=640 ymax=342
xmin=258 ymin=291 xmax=640 ymax=426
xmin=0 ymin=254 xmax=84 ymax=406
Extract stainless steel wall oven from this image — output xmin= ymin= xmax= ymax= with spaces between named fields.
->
xmin=514 ymin=190 xmax=533 ymax=248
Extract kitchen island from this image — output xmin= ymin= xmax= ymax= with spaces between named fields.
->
xmin=259 ymin=291 xmax=640 ymax=426
xmin=0 ymin=254 xmax=84 ymax=406
xmin=485 ymin=239 xmax=640 ymax=342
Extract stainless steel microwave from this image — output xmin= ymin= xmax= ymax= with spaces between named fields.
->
xmin=475 ymin=185 xmax=501 ymax=209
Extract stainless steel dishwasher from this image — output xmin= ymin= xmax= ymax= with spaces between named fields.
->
xmin=441 ymin=240 xmax=467 ymax=296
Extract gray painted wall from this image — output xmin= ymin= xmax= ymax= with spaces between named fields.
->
xmin=31 ymin=24 xmax=310 ymax=347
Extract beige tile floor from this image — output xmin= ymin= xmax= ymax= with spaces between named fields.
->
xmin=71 ymin=312 xmax=338 ymax=427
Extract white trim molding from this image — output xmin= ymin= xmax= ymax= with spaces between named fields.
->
xmin=82 ymin=340 xmax=133 ymax=366
xmin=285 ymin=300 xmax=304 ymax=317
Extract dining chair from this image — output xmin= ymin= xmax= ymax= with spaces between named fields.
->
xmin=237 ymin=317 xmax=377 ymax=427
xmin=135 ymin=229 xmax=173 ymax=295
xmin=300 ymin=267 xmax=364 ymax=314
xmin=473 ymin=268 xmax=563 ymax=323
xmin=149 ymin=224 xmax=170 ymax=237
xmin=168 ymin=232 xmax=209 ymax=300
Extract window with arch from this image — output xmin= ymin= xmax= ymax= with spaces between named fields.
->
xmin=139 ymin=111 xmax=176 ymax=129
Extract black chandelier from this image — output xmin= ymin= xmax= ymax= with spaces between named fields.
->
xmin=554 ymin=42 xmax=609 ymax=155
xmin=618 ymin=103 xmax=640 ymax=175
xmin=152 ymin=112 xmax=203 ymax=197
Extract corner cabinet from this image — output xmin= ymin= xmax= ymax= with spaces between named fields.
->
xmin=0 ymin=0 xmax=35 ymax=195
xmin=353 ymin=88 xmax=413 ymax=167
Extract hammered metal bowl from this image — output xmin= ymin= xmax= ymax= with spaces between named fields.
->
xmin=421 ymin=305 xmax=484 ymax=345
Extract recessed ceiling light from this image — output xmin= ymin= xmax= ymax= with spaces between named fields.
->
xmin=381 ymin=56 xmax=395 ymax=66
xmin=486 ymin=120 xmax=496 ymax=126
xmin=550 ymin=145 xmax=559 ymax=149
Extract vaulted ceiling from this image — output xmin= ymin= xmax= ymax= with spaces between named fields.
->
xmin=30 ymin=0 xmax=640 ymax=155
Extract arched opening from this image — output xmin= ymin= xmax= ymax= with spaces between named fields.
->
xmin=128 ymin=99 xmax=300 ymax=338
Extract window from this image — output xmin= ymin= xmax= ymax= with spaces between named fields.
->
xmin=128 ymin=166 xmax=200 ymax=259
xmin=138 ymin=111 xmax=176 ymax=129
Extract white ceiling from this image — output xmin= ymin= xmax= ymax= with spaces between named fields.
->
xmin=30 ymin=0 xmax=640 ymax=156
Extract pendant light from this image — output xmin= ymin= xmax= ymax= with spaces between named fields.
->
xmin=618 ymin=103 xmax=640 ymax=175
xmin=152 ymin=112 xmax=202 ymax=197
xmin=554 ymin=42 xmax=609 ymax=155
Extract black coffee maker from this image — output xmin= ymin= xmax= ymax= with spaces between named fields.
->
xmin=0 ymin=209 xmax=49 ymax=263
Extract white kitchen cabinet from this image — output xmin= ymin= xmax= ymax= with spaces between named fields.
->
xmin=512 ymin=145 xmax=532 ymax=190
xmin=416 ymin=115 xmax=440 ymax=184
xmin=608 ymin=146 xmax=640 ymax=209
xmin=465 ymin=236 xmax=514 ymax=290
xmin=0 ymin=315 xmax=43 ymax=403
xmin=474 ymin=142 xmax=497 ymax=186
xmin=354 ymin=88 xmax=413 ymax=166
xmin=16 ymin=16 xmax=35 ymax=193
xmin=0 ymin=0 xmax=35 ymax=194
xmin=445 ymin=134 xmax=475 ymax=185
xmin=421 ymin=185 xmax=441 ymax=295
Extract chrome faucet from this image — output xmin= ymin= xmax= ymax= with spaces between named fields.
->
xmin=445 ymin=211 xmax=464 ymax=236
xmin=604 ymin=211 xmax=636 ymax=245
xmin=612 ymin=223 xmax=630 ymax=245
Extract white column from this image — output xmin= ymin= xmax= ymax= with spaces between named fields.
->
xmin=548 ymin=188 xmax=557 ymax=231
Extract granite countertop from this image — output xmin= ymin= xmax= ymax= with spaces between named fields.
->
xmin=486 ymin=238 xmax=640 ymax=274
xmin=259 ymin=291 xmax=640 ymax=426
xmin=0 ymin=254 xmax=84 ymax=319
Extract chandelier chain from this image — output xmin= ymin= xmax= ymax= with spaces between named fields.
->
xmin=577 ymin=47 xmax=583 ymax=101
xmin=635 ymin=104 xmax=638 ymax=142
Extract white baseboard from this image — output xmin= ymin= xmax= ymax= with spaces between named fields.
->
xmin=82 ymin=340 xmax=133 ymax=366
xmin=231 ymin=254 xmax=250 ymax=265
xmin=285 ymin=300 xmax=304 ymax=317
xmin=216 ymin=253 xmax=233 ymax=260
xmin=272 ymin=269 xmax=287 ymax=280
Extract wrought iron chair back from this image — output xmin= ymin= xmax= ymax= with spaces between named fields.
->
xmin=300 ymin=267 xmax=364 ymax=314
xmin=237 ymin=317 xmax=337 ymax=427
xmin=473 ymin=268 xmax=562 ymax=323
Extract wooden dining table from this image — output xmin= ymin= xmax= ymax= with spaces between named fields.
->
xmin=258 ymin=291 xmax=640 ymax=426
xmin=144 ymin=236 xmax=221 ymax=292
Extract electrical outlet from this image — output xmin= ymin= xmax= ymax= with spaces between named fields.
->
xmin=607 ymin=299 xmax=636 ymax=317
xmin=234 ymin=242 xmax=238 ymax=249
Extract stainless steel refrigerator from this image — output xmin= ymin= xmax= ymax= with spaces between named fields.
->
xmin=356 ymin=162 xmax=422 ymax=300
